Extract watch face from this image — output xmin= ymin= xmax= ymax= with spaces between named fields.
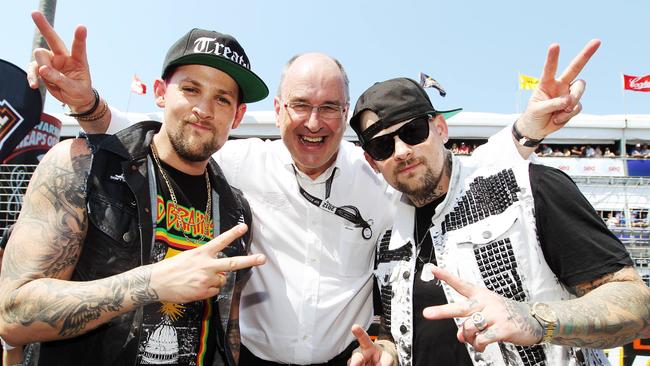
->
xmin=534 ymin=302 xmax=558 ymax=323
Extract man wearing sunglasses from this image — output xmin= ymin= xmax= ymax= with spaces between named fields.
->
xmin=347 ymin=77 xmax=650 ymax=365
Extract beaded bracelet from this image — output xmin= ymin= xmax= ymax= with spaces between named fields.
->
xmin=75 ymin=98 xmax=108 ymax=122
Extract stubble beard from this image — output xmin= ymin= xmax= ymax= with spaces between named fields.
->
xmin=168 ymin=122 xmax=219 ymax=162
xmin=398 ymin=150 xmax=452 ymax=207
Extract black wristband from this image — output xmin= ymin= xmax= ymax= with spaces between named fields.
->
xmin=512 ymin=121 xmax=544 ymax=147
xmin=65 ymin=88 xmax=100 ymax=118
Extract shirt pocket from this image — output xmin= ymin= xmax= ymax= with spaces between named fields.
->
xmin=336 ymin=224 xmax=376 ymax=277
xmin=446 ymin=205 xmax=520 ymax=247
xmin=87 ymin=191 xmax=139 ymax=248
xmin=444 ymin=206 xmax=523 ymax=293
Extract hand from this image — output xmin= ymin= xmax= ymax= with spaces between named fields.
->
xmin=150 ymin=223 xmax=266 ymax=304
xmin=422 ymin=265 xmax=542 ymax=352
xmin=518 ymin=39 xmax=601 ymax=140
xmin=348 ymin=324 xmax=396 ymax=366
xmin=28 ymin=10 xmax=95 ymax=112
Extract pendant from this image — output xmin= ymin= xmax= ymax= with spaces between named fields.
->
xmin=420 ymin=262 xmax=436 ymax=282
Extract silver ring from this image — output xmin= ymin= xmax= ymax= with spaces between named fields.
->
xmin=471 ymin=311 xmax=487 ymax=331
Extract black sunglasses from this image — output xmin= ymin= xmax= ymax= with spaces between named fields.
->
xmin=362 ymin=115 xmax=431 ymax=161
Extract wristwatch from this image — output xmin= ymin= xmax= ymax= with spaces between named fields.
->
xmin=529 ymin=302 xmax=558 ymax=344
xmin=512 ymin=121 xmax=544 ymax=147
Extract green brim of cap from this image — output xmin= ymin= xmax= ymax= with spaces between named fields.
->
xmin=166 ymin=54 xmax=269 ymax=103
xmin=439 ymin=108 xmax=463 ymax=120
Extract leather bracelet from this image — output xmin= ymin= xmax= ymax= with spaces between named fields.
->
xmin=65 ymin=88 xmax=100 ymax=118
xmin=75 ymin=98 xmax=108 ymax=122
xmin=512 ymin=121 xmax=544 ymax=147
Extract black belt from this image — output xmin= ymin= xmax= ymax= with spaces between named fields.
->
xmin=239 ymin=341 xmax=359 ymax=366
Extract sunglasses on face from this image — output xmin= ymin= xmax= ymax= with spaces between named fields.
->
xmin=362 ymin=115 xmax=431 ymax=161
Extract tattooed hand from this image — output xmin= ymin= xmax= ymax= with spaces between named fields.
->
xmin=423 ymin=265 xmax=650 ymax=351
xmin=421 ymin=265 xmax=542 ymax=352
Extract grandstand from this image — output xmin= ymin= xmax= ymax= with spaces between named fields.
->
xmin=2 ymin=111 xmax=650 ymax=286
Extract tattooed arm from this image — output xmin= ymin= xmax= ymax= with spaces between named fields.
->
xmin=0 ymin=139 xmax=266 ymax=347
xmin=0 ymin=139 xmax=160 ymax=346
xmin=547 ymin=265 xmax=650 ymax=348
xmin=423 ymin=265 xmax=650 ymax=352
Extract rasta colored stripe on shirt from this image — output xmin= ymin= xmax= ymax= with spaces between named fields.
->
xmin=157 ymin=195 xmax=214 ymax=241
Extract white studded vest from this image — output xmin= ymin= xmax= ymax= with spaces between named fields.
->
xmin=375 ymin=156 xmax=610 ymax=366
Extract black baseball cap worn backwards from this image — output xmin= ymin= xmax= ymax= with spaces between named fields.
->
xmin=162 ymin=28 xmax=269 ymax=103
xmin=349 ymin=77 xmax=461 ymax=144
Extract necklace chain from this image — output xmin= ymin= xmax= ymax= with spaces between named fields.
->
xmin=150 ymin=142 xmax=212 ymax=244
xmin=415 ymin=212 xmax=435 ymax=265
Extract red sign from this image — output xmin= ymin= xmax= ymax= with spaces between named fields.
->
xmin=623 ymin=74 xmax=650 ymax=92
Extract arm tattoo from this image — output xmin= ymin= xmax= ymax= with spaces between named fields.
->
xmin=504 ymin=299 xmax=542 ymax=342
xmin=2 ymin=266 xmax=158 ymax=338
xmin=2 ymin=148 xmax=90 ymax=281
xmin=551 ymin=267 xmax=650 ymax=348
xmin=0 ymin=141 xmax=159 ymax=340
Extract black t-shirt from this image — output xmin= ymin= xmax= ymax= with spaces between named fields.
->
xmin=136 ymin=157 xmax=219 ymax=366
xmin=411 ymin=164 xmax=633 ymax=365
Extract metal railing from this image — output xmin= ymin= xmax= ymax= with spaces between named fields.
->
xmin=1 ymin=164 xmax=37 ymax=241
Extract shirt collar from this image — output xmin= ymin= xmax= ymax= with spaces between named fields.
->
xmin=280 ymin=143 xmax=345 ymax=184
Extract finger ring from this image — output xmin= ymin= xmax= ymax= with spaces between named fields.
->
xmin=471 ymin=311 xmax=487 ymax=331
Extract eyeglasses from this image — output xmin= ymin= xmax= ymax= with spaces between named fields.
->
xmin=283 ymin=101 xmax=346 ymax=120
xmin=362 ymin=115 xmax=431 ymax=161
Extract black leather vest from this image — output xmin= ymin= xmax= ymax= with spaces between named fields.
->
xmin=38 ymin=121 xmax=252 ymax=366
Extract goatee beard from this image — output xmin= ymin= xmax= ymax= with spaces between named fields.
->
xmin=398 ymin=151 xmax=451 ymax=207
xmin=168 ymin=122 xmax=218 ymax=162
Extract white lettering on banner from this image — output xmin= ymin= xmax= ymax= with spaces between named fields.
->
xmin=14 ymin=121 xmax=60 ymax=150
xmin=192 ymin=37 xmax=249 ymax=69
xmin=630 ymin=77 xmax=650 ymax=90
xmin=540 ymin=157 xmax=625 ymax=177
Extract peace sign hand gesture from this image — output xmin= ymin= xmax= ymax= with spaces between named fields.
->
xmin=517 ymin=39 xmax=601 ymax=141
xmin=28 ymin=10 xmax=95 ymax=112
xmin=422 ymin=265 xmax=542 ymax=352
xmin=150 ymin=224 xmax=266 ymax=304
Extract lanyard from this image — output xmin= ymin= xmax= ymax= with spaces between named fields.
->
xmin=292 ymin=165 xmax=373 ymax=240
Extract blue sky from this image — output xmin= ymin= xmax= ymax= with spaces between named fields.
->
xmin=5 ymin=1 xmax=649 ymax=117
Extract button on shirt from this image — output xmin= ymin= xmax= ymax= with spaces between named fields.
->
xmin=215 ymin=139 xmax=396 ymax=364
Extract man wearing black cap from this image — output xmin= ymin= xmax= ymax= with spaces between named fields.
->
xmin=348 ymin=73 xmax=650 ymax=364
xmin=0 ymin=11 xmax=268 ymax=366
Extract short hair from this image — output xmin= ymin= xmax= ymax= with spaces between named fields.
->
xmin=276 ymin=53 xmax=350 ymax=103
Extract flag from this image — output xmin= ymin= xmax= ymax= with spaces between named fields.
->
xmin=623 ymin=74 xmax=650 ymax=92
xmin=519 ymin=73 xmax=539 ymax=90
xmin=419 ymin=72 xmax=446 ymax=97
xmin=130 ymin=74 xmax=147 ymax=95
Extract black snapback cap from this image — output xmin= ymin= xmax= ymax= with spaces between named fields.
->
xmin=350 ymin=77 xmax=461 ymax=144
xmin=162 ymin=28 xmax=269 ymax=103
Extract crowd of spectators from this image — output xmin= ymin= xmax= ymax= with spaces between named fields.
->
xmin=599 ymin=209 xmax=649 ymax=229
xmin=443 ymin=140 xmax=650 ymax=159
xmin=535 ymin=143 xmax=650 ymax=159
